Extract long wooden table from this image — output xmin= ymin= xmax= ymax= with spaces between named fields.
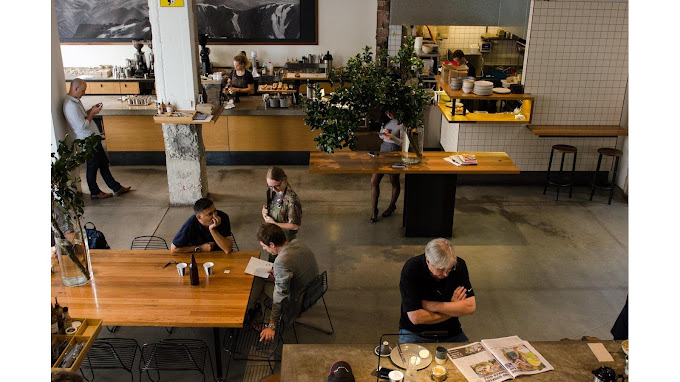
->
xmin=51 ymin=249 xmax=257 ymax=380
xmin=281 ymin=341 xmax=627 ymax=381
xmin=309 ymin=151 xmax=520 ymax=237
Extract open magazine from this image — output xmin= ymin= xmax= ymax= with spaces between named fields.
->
xmin=447 ymin=336 xmax=554 ymax=382
xmin=444 ymin=154 xmax=478 ymax=166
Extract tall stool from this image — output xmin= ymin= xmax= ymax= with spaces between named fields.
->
xmin=543 ymin=144 xmax=577 ymax=201
xmin=589 ymin=147 xmax=623 ymax=205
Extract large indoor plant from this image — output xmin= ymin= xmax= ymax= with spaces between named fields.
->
xmin=51 ymin=134 xmax=101 ymax=286
xmin=303 ymin=37 xmax=430 ymax=162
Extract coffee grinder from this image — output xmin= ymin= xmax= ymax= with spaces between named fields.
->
xmin=198 ymin=34 xmax=212 ymax=76
xmin=132 ymin=40 xmax=148 ymax=78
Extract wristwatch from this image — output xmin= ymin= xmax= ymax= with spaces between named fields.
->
xmin=194 ymin=246 xmax=201 ymax=252
xmin=266 ymin=323 xmax=277 ymax=330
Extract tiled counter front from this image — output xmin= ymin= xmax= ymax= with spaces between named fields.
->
xmin=440 ymin=119 xmax=619 ymax=172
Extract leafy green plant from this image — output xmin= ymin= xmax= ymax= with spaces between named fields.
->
xmin=51 ymin=134 xmax=101 ymax=279
xmin=302 ymin=36 xmax=430 ymax=155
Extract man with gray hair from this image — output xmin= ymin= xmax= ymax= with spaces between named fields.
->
xmin=399 ymin=238 xmax=476 ymax=343
xmin=63 ymin=78 xmax=131 ymax=199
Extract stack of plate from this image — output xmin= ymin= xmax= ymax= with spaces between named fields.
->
xmin=449 ymin=77 xmax=463 ymax=90
xmin=462 ymin=79 xmax=475 ymax=94
xmin=473 ymin=81 xmax=494 ymax=96
xmin=492 ymin=87 xmax=511 ymax=94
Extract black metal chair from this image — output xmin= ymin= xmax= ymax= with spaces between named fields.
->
xmin=290 ymin=271 xmax=334 ymax=343
xmin=139 ymin=339 xmax=214 ymax=382
xmin=130 ymin=236 xmax=169 ymax=250
xmin=230 ymin=233 xmax=240 ymax=251
xmin=107 ymin=236 xmax=172 ymax=334
xmin=80 ymin=338 xmax=140 ymax=382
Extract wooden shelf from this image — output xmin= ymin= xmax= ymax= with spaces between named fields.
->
xmin=52 ymin=318 xmax=102 ymax=373
xmin=281 ymin=72 xmax=328 ymax=80
xmin=437 ymin=102 xmax=532 ymax=123
xmin=436 ymin=76 xmax=533 ymax=101
xmin=152 ymin=105 xmax=225 ymax=124
xmin=527 ymin=125 xmax=628 ymax=137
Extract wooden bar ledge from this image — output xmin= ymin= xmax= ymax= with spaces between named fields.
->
xmin=528 ymin=125 xmax=628 ymax=137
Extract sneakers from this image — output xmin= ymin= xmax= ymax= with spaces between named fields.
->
xmin=114 ymin=186 xmax=131 ymax=196
xmin=91 ymin=192 xmax=113 ymax=200
xmin=244 ymin=302 xmax=262 ymax=324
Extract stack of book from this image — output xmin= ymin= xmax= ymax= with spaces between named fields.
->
xmin=444 ymin=154 xmax=478 ymax=166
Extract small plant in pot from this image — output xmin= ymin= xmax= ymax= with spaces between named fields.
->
xmin=51 ymin=134 xmax=101 ymax=286
xmin=302 ymin=36 xmax=430 ymax=162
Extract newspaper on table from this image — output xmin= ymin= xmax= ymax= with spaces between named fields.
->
xmin=444 ymin=154 xmax=478 ymax=166
xmin=447 ymin=336 xmax=554 ymax=382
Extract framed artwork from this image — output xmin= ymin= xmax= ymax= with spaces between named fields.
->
xmin=55 ymin=0 xmax=317 ymax=45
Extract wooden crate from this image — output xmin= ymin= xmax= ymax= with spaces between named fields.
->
xmin=51 ymin=318 xmax=102 ymax=373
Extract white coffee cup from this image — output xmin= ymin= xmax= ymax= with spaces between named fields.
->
xmin=177 ymin=262 xmax=187 ymax=276
xmin=388 ymin=370 xmax=404 ymax=382
xmin=203 ymin=262 xmax=214 ymax=276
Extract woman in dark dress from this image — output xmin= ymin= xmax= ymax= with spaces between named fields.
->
xmin=223 ymin=54 xmax=254 ymax=96
xmin=370 ymin=111 xmax=404 ymax=222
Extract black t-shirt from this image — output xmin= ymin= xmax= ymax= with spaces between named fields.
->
xmin=399 ymin=254 xmax=474 ymax=336
xmin=172 ymin=210 xmax=232 ymax=250
xmin=229 ymin=69 xmax=254 ymax=90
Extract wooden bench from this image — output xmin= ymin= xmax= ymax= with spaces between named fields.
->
xmin=527 ymin=125 xmax=628 ymax=137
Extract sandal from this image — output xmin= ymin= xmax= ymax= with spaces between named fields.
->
xmin=381 ymin=205 xmax=397 ymax=217
xmin=370 ymin=208 xmax=379 ymax=223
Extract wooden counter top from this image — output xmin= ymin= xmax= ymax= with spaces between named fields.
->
xmin=281 ymin=341 xmax=627 ymax=382
xmin=309 ymin=151 xmax=520 ymax=175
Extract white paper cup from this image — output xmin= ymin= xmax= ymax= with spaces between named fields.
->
xmin=177 ymin=262 xmax=187 ymax=276
xmin=203 ymin=262 xmax=214 ymax=276
xmin=388 ymin=370 xmax=404 ymax=382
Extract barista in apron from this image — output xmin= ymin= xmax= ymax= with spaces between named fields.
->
xmin=224 ymin=54 xmax=254 ymax=96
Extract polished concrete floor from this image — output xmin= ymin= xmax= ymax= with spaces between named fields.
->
xmin=76 ymin=165 xmax=628 ymax=382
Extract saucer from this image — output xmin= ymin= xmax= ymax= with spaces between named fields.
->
xmin=375 ymin=344 xmax=392 ymax=357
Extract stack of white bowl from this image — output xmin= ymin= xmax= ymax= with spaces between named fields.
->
xmin=449 ymin=77 xmax=463 ymax=90
xmin=473 ymin=80 xmax=494 ymax=96
xmin=462 ymin=79 xmax=475 ymax=94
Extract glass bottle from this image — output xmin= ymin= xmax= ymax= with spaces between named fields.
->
xmin=54 ymin=297 xmax=64 ymax=331
xmin=190 ymin=254 xmax=199 ymax=286
xmin=62 ymin=307 xmax=73 ymax=330
xmin=404 ymin=355 xmax=419 ymax=382
xmin=51 ymin=306 xmax=59 ymax=334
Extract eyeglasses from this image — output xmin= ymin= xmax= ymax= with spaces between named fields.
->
xmin=162 ymin=260 xmax=179 ymax=269
xmin=267 ymin=180 xmax=284 ymax=190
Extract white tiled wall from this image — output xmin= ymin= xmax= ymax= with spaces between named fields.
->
xmin=441 ymin=1 xmax=628 ymax=172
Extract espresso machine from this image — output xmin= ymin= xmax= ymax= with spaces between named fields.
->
xmin=132 ymin=40 xmax=148 ymax=78
xmin=198 ymin=34 xmax=212 ymax=76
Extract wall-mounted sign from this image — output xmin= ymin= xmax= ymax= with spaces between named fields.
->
xmin=160 ymin=0 xmax=184 ymax=7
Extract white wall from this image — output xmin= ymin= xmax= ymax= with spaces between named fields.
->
xmin=59 ymin=0 xmax=377 ymax=69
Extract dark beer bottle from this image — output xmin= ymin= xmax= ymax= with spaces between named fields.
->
xmin=190 ymin=254 xmax=200 ymax=286
xmin=54 ymin=297 xmax=64 ymax=330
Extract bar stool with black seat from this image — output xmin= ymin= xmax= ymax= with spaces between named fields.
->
xmin=543 ymin=144 xmax=578 ymax=201
xmin=589 ymin=147 xmax=623 ymax=205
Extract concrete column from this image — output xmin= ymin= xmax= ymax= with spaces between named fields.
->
xmin=148 ymin=0 xmax=207 ymax=205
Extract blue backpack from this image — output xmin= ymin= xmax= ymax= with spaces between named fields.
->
xmin=84 ymin=222 xmax=110 ymax=250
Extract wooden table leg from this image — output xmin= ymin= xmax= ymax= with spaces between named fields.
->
xmin=403 ymin=174 xmax=457 ymax=237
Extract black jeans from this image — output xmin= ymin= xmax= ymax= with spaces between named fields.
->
xmin=86 ymin=142 xmax=121 ymax=195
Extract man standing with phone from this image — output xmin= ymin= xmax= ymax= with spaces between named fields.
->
xmin=171 ymin=198 xmax=234 ymax=254
xmin=63 ymin=78 xmax=131 ymax=199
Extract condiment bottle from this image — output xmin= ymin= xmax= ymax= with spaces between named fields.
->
xmin=166 ymin=101 xmax=174 ymax=113
xmin=62 ymin=307 xmax=73 ymax=330
xmin=190 ymin=254 xmax=199 ymax=286
xmin=51 ymin=305 xmax=59 ymax=334
xmin=54 ymin=297 xmax=64 ymax=330
xmin=160 ymin=100 xmax=166 ymax=114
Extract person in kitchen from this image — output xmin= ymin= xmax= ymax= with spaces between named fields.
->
xmin=223 ymin=53 xmax=254 ymax=96
xmin=370 ymin=111 xmax=403 ymax=222
xmin=63 ymin=78 xmax=131 ymax=200
xmin=452 ymin=50 xmax=476 ymax=78
xmin=399 ymin=238 xmax=476 ymax=343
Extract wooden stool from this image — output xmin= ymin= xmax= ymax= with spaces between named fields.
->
xmin=589 ymin=147 xmax=623 ymax=205
xmin=543 ymin=144 xmax=577 ymax=201
xmin=260 ymin=374 xmax=281 ymax=382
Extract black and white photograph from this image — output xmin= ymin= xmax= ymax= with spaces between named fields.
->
xmin=196 ymin=0 xmax=300 ymax=40
xmin=56 ymin=0 xmax=151 ymax=42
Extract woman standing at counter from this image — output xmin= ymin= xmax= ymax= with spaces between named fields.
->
xmin=262 ymin=166 xmax=302 ymax=242
xmin=224 ymin=54 xmax=254 ymax=96
xmin=371 ymin=111 xmax=403 ymax=223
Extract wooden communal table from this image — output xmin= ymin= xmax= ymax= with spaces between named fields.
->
xmin=281 ymin=341 xmax=627 ymax=381
xmin=51 ymin=249 xmax=257 ymax=381
xmin=309 ymin=151 xmax=519 ymax=237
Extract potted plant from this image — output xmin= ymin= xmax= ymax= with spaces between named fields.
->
xmin=302 ymin=37 xmax=430 ymax=163
xmin=51 ymin=134 xmax=101 ymax=286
